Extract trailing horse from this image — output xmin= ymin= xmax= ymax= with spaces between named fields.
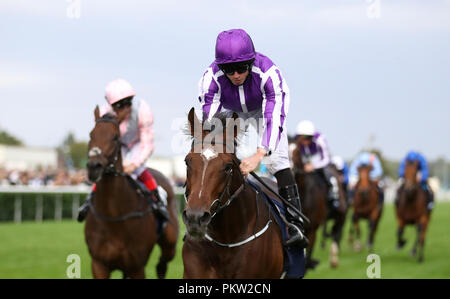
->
xmin=84 ymin=107 xmax=179 ymax=278
xmin=395 ymin=160 xmax=431 ymax=262
xmin=349 ymin=165 xmax=382 ymax=252
xmin=292 ymin=141 xmax=346 ymax=270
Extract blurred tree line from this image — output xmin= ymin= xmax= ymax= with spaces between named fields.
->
xmin=58 ymin=132 xmax=88 ymax=169
xmin=0 ymin=129 xmax=23 ymax=146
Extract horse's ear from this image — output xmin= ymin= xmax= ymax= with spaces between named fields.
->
xmin=188 ymin=107 xmax=201 ymax=137
xmin=94 ymin=105 xmax=100 ymax=122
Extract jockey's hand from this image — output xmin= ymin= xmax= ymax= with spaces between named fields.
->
xmin=304 ymin=163 xmax=315 ymax=173
xmin=240 ymin=148 xmax=266 ymax=175
xmin=123 ymin=162 xmax=137 ymax=175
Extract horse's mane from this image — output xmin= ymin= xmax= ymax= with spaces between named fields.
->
xmin=183 ymin=110 xmax=244 ymax=148
xmin=100 ymin=113 xmax=117 ymax=122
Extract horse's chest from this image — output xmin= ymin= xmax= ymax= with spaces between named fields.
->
xmin=85 ymin=225 xmax=150 ymax=269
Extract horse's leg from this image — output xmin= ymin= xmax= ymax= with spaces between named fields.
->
xmin=396 ymin=219 xmax=406 ymax=249
xmin=127 ymin=267 xmax=146 ymax=279
xmin=348 ymin=213 xmax=355 ymax=245
xmin=156 ymin=228 xmax=177 ymax=279
xmin=367 ymin=208 xmax=381 ymax=252
xmin=321 ymin=220 xmax=328 ymax=249
xmin=92 ymin=259 xmax=111 ymax=279
xmin=306 ymin=230 xmax=319 ymax=270
xmin=417 ymin=216 xmax=429 ymax=263
xmin=330 ymin=213 xmax=345 ymax=268
xmin=410 ymin=224 xmax=420 ymax=257
xmin=352 ymin=214 xmax=362 ymax=252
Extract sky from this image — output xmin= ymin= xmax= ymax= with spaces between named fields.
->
xmin=1 ymin=0 xmax=449 ymax=161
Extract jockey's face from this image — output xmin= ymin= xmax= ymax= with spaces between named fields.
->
xmin=112 ymin=97 xmax=132 ymax=123
xmin=226 ymin=70 xmax=249 ymax=86
xmin=299 ymin=135 xmax=313 ymax=147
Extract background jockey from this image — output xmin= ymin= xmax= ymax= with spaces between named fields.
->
xmin=348 ymin=151 xmax=384 ymax=205
xmin=397 ymin=150 xmax=434 ymax=211
xmin=295 ymin=120 xmax=341 ymax=209
xmin=332 ymin=155 xmax=349 ymax=198
xmin=198 ymin=28 xmax=307 ymax=248
xmin=78 ymin=78 xmax=169 ymax=222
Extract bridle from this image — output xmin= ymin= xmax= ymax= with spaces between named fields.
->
xmin=88 ymin=117 xmax=124 ymax=177
xmin=185 ymin=139 xmax=246 ymax=219
xmin=208 ymin=157 xmax=245 ymax=218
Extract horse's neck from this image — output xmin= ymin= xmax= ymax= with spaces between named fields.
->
xmin=94 ymin=166 xmax=139 ymax=216
xmin=404 ymin=169 xmax=418 ymax=188
xmin=358 ymin=171 xmax=371 ymax=188
xmin=208 ymin=181 xmax=260 ymax=244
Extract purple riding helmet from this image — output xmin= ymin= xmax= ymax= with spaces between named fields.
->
xmin=215 ymin=29 xmax=256 ymax=65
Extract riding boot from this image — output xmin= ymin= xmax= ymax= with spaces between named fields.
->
xmin=150 ymin=186 xmax=171 ymax=222
xmin=279 ymin=184 xmax=309 ymax=248
xmin=377 ymin=185 xmax=384 ymax=206
xmin=423 ymin=183 xmax=434 ymax=211
xmin=77 ymin=191 xmax=94 ymax=222
xmin=137 ymin=170 xmax=170 ymax=221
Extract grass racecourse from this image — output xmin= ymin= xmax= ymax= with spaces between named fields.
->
xmin=0 ymin=202 xmax=449 ymax=279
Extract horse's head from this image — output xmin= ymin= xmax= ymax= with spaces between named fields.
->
xmin=182 ymin=108 xmax=244 ymax=239
xmin=404 ymin=160 xmax=419 ymax=195
xmin=357 ymin=164 xmax=373 ymax=189
xmin=292 ymin=135 xmax=308 ymax=171
xmin=86 ymin=106 xmax=122 ymax=183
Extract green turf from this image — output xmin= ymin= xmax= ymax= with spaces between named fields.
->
xmin=0 ymin=203 xmax=449 ymax=279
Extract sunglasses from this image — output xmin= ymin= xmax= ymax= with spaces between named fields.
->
xmin=220 ymin=63 xmax=251 ymax=76
xmin=112 ymin=98 xmax=132 ymax=110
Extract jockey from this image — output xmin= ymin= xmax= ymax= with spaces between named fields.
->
xmin=198 ymin=28 xmax=307 ymax=248
xmin=78 ymin=78 xmax=169 ymax=222
xmin=295 ymin=120 xmax=341 ymax=209
xmin=348 ymin=151 xmax=384 ymax=204
xmin=397 ymin=150 xmax=434 ymax=211
xmin=332 ymin=155 xmax=349 ymax=195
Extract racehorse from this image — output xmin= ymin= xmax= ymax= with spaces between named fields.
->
xmin=292 ymin=142 xmax=346 ymax=270
xmin=84 ymin=107 xmax=179 ymax=278
xmin=395 ymin=160 xmax=431 ymax=262
xmin=181 ymin=108 xmax=287 ymax=278
xmin=349 ymin=164 xmax=382 ymax=252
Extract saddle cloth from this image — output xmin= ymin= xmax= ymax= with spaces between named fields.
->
xmin=247 ymin=180 xmax=306 ymax=279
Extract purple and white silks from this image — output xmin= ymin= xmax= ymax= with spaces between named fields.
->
xmin=198 ymin=52 xmax=290 ymax=153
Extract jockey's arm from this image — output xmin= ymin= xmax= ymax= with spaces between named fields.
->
xmin=199 ymin=67 xmax=222 ymax=121
xmin=126 ymin=101 xmax=155 ymax=171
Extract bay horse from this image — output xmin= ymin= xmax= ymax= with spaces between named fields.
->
xmin=395 ymin=160 xmax=431 ymax=262
xmin=349 ymin=164 xmax=382 ymax=252
xmin=181 ymin=108 xmax=288 ymax=278
xmin=84 ymin=106 xmax=179 ymax=278
xmin=292 ymin=141 xmax=346 ymax=270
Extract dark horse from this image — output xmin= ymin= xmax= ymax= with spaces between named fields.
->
xmin=84 ymin=107 xmax=179 ymax=278
xmin=182 ymin=108 xmax=286 ymax=278
xmin=395 ymin=160 xmax=431 ymax=262
xmin=349 ymin=165 xmax=382 ymax=252
xmin=291 ymin=141 xmax=346 ymax=270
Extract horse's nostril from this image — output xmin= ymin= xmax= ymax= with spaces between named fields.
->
xmin=87 ymin=160 xmax=102 ymax=169
xmin=199 ymin=212 xmax=211 ymax=225
xmin=183 ymin=209 xmax=211 ymax=226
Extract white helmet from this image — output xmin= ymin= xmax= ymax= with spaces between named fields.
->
xmin=332 ymin=156 xmax=345 ymax=171
xmin=296 ymin=120 xmax=315 ymax=136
